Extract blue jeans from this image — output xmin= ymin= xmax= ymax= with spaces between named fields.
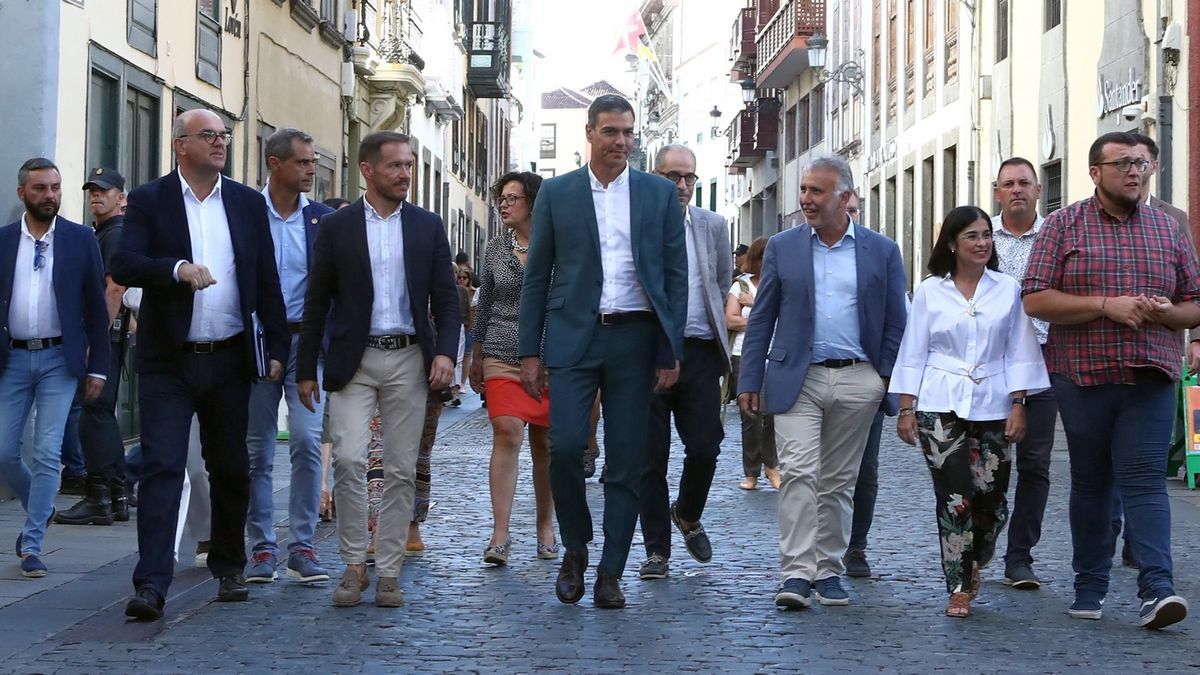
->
xmin=1052 ymin=372 xmax=1176 ymax=600
xmin=245 ymin=335 xmax=325 ymax=554
xmin=0 ymin=347 xmax=78 ymax=555
xmin=848 ymin=409 xmax=884 ymax=551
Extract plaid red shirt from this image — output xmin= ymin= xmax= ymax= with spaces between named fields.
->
xmin=1021 ymin=194 xmax=1200 ymax=385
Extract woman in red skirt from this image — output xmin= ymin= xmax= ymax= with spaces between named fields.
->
xmin=469 ymin=171 xmax=556 ymax=566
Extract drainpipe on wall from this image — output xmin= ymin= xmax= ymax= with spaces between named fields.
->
xmin=1155 ymin=3 xmax=1171 ymax=203
xmin=241 ymin=0 xmax=253 ymax=183
xmin=1191 ymin=6 xmax=1200 ymax=235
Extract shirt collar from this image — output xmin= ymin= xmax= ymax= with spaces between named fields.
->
xmin=20 ymin=214 xmax=56 ymax=240
xmin=179 ymin=169 xmax=223 ymax=202
xmin=364 ymin=198 xmax=403 ymax=221
xmin=991 ymin=212 xmax=1044 ymax=238
xmin=262 ymin=183 xmax=309 ymax=221
xmin=810 ymin=219 xmax=856 ymax=242
xmin=684 ymin=206 xmax=692 ymax=226
xmin=1090 ymin=192 xmax=1139 ymax=222
xmin=587 ymin=163 xmax=630 ymax=190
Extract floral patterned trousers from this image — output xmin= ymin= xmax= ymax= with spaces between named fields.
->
xmin=916 ymin=411 xmax=1013 ymax=595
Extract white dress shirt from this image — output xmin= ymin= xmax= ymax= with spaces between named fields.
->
xmin=364 ymin=199 xmax=415 ymax=336
xmin=683 ymin=209 xmax=713 ymax=339
xmin=9 ymin=215 xmax=62 ymax=340
xmin=590 ymin=164 xmax=650 ymax=313
xmin=176 ymin=171 xmax=243 ymax=341
xmin=889 ymin=269 xmax=1049 ymax=421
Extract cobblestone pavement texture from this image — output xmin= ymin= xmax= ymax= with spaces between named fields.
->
xmin=2 ymin=393 xmax=1200 ymax=673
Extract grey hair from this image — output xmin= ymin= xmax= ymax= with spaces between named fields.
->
xmin=802 ymin=155 xmax=856 ymax=198
xmin=653 ymin=143 xmax=696 ymax=171
xmin=265 ymin=128 xmax=314 ymax=163
xmin=17 ymin=157 xmax=59 ymax=187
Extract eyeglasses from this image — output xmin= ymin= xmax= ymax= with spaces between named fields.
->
xmin=33 ymin=240 xmax=47 ymax=271
xmin=496 ymin=195 xmax=527 ymax=207
xmin=177 ymin=130 xmax=233 ymax=145
xmin=1094 ymin=158 xmax=1152 ymax=174
xmin=659 ymin=171 xmax=699 ymax=186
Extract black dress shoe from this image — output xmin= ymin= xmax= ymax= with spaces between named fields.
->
xmin=594 ymin=571 xmax=626 ymax=609
xmin=125 ymin=587 xmax=164 ymax=621
xmin=555 ymin=548 xmax=587 ymax=604
xmin=216 ymin=575 xmax=249 ymax=602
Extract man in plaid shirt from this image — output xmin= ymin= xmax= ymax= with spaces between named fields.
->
xmin=1023 ymin=131 xmax=1200 ymax=630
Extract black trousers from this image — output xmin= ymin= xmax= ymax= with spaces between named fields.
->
xmin=132 ymin=347 xmax=251 ymax=597
xmin=640 ymin=338 xmax=724 ymax=558
xmin=77 ymin=337 xmax=127 ymax=483
xmin=1002 ymin=388 xmax=1059 ymax=568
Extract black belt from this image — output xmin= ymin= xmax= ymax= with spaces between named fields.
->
xmin=813 ymin=358 xmax=864 ymax=369
xmin=182 ymin=334 xmax=242 ymax=354
xmin=287 ymin=322 xmax=303 ymax=334
xmin=598 ymin=311 xmax=656 ymax=326
xmin=367 ymin=334 xmax=417 ymax=350
xmin=10 ymin=337 xmax=63 ymax=350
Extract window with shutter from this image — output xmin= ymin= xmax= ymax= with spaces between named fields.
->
xmin=197 ymin=0 xmax=221 ymax=86
xmin=128 ymin=0 xmax=157 ymax=56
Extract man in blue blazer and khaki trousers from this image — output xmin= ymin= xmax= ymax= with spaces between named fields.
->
xmin=738 ymin=155 xmax=907 ymax=610
xmin=518 ymin=95 xmax=687 ymax=609
xmin=0 ymin=158 xmax=109 ymax=578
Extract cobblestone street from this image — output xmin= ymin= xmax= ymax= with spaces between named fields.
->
xmin=2 ymin=394 xmax=1200 ymax=673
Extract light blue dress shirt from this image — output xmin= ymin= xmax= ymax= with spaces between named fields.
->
xmin=263 ymin=187 xmax=310 ymax=323
xmin=811 ymin=220 xmax=867 ymax=362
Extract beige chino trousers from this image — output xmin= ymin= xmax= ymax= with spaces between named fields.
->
xmin=328 ymin=344 xmax=428 ymax=577
xmin=773 ymin=362 xmax=885 ymax=582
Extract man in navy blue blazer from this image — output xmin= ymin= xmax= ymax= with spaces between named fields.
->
xmin=0 ymin=157 xmax=109 ymax=578
xmin=112 ymin=110 xmax=289 ymax=621
xmin=517 ymin=95 xmax=687 ymax=609
xmin=243 ymin=128 xmax=335 ymax=586
xmin=738 ymin=156 xmax=907 ymax=610
xmin=296 ymin=131 xmax=459 ymax=609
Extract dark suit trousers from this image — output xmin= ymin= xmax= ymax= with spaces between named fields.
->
xmin=640 ymin=338 xmax=724 ymax=558
xmin=77 ymin=338 xmax=126 ymax=483
xmin=548 ymin=320 xmax=656 ymax=577
xmin=1002 ymin=388 xmax=1059 ymax=568
xmin=132 ymin=347 xmax=251 ymax=597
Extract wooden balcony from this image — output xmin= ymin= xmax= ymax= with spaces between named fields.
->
xmin=755 ymin=0 xmax=825 ymax=89
xmin=730 ymin=7 xmax=756 ymax=71
xmin=726 ymin=98 xmax=781 ymax=170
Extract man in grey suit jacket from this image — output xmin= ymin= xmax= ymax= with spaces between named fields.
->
xmin=637 ymin=145 xmax=732 ymax=581
xmin=738 ymin=155 xmax=907 ymax=610
xmin=518 ymin=95 xmax=687 ymax=609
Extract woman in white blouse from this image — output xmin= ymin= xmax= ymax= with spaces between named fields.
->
xmin=889 ymin=205 xmax=1049 ymax=619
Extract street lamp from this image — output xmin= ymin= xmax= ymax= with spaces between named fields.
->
xmin=807 ymin=32 xmax=864 ymax=96
xmin=709 ymin=105 xmax=722 ymax=138
xmin=740 ymin=77 xmax=757 ymax=106
xmin=648 ymin=110 xmax=661 ymax=137
xmin=573 ymin=151 xmax=581 ymax=167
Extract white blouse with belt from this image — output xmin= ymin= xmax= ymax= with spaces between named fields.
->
xmin=889 ymin=269 xmax=1049 ymax=422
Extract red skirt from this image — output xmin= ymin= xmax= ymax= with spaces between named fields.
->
xmin=485 ymin=377 xmax=550 ymax=428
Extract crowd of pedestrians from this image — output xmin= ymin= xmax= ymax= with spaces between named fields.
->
xmin=1 ymin=92 xmax=1196 ymax=632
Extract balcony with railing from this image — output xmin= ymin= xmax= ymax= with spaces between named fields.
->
xmin=726 ymin=98 xmax=780 ymax=170
xmin=466 ymin=17 xmax=512 ymax=98
xmin=755 ymin=0 xmax=825 ymax=89
xmin=368 ymin=0 xmax=426 ymax=100
xmin=730 ymin=7 xmax=757 ymax=72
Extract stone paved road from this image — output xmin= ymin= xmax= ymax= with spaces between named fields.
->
xmin=5 ymin=395 xmax=1200 ymax=673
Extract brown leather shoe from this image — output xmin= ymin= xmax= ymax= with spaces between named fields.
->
xmin=594 ymin=571 xmax=626 ymax=609
xmin=375 ymin=576 xmax=404 ymax=607
xmin=555 ymin=548 xmax=587 ymax=604
xmin=332 ymin=565 xmax=369 ymax=607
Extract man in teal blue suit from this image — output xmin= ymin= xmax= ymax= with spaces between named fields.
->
xmin=518 ymin=95 xmax=687 ymax=609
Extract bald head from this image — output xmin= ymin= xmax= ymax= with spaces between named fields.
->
xmin=173 ymin=109 xmax=228 ymax=178
xmin=653 ymin=143 xmax=699 ymax=212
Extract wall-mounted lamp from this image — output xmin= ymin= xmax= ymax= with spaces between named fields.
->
xmin=807 ymin=33 xmax=865 ymax=96
xmin=709 ymin=105 xmax=722 ymax=138
xmin=740 ymin=77 xmax=757 ymax=106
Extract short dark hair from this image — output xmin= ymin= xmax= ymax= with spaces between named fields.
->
xmin=1130 ymin=132 xmax=1159 ymax=159
xmin=17 ymin=157 xmax=59 ymax=187
xmin=265 ymin=128 xmax=314 ymax=163
xmin=996 ymin=157 xmax=1037 ymax=182
xmin=1088 ymin=131 xmax=1139 ymax=167
xmin=927 ymin=205 xmax=998 ymax=277
xmin=358 ymin=131 xmax=410 ymax=166
xmin=322 ymin=197 xmax=350 ymax=209
xmin=587 ymin=94 xmax=635 ymax=127
xmin=455 ymin=251 xmax=469 ymax=265
xmin=492 ymin=171 xmax=543 ymax=205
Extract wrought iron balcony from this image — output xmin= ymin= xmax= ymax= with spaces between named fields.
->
xmin=756 ymin=0 xmax=825 ymax=88
xmin=467 ymin=20 xmax=512 ymax=98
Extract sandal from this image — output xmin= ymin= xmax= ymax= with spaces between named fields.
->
xmin=969 ymin=567 xmax=981 ymax=599
xmin=483 ymin=540 xmax=511 ymax=566
xmin=536 ymin=541 xmax=560 ymax=560
xmin=739 ymin=477 xmax=758 ymax=490
xmin=945 ymin=592 xmax=971 ymax=618
xmin=319 ymin=490 xmax=334 ymax=522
